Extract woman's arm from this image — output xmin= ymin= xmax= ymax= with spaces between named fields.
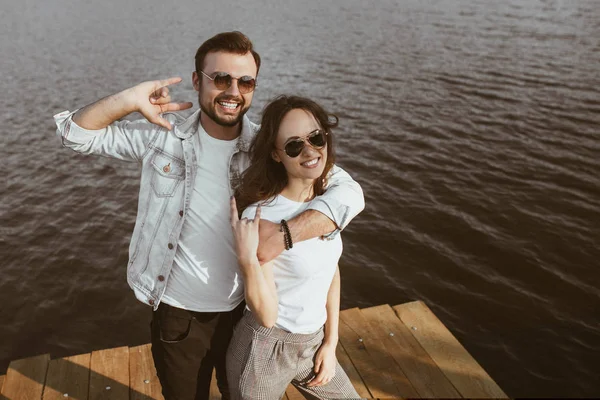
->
xmin=308 ymin=265 xmax=341 ymax=387
xmin=323 ymin=265 xmax=341 ymax=346
xmin=239 ymin=259 xmax=278 ymax=328
xmin=230 ymin=198 xmax=279 ymax=328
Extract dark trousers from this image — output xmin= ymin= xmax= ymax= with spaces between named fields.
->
xmin=150 ymin=301 xmax=245 ymax=400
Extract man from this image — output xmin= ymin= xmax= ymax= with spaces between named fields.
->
xmin=54 ymin=31 xmax=364 ymax=400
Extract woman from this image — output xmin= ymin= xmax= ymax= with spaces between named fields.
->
xmin=226 ymin=95 xmax=360 ymax=400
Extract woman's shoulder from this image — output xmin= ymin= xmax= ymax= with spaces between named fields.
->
xmin=241 ymin=195 xmax=307 ymax=221
xmin=241 ymin=196 xmax=278 ymax=220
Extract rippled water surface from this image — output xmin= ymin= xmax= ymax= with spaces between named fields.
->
xmin=1 ymin=0 xmax=599 ymax=396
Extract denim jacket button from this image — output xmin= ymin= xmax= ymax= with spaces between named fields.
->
xmin=179 ymin=210 xmax=183 ymax=217
xmin=168 ymin=243 xmax=174 ymax=250
xmin=148 ymin=299 xmax=155 ymax=306
xmin=158 ymin=275 xmax=165 ymax=282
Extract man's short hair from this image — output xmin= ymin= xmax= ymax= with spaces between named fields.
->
xmin=195 ymin=31 xmax=261 ymax=75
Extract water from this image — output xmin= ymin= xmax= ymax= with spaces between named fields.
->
xmin=1 ymin=0 xmax=599 ymax=396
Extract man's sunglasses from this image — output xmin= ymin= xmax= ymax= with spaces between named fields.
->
xmin=279 ymin=129 xmax=328 ymax=158
xmin=200 ymin=70 xmax=257 ymax=94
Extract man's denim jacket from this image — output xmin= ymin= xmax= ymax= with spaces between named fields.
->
xmin=54 ymin=109 xmax=365 ymax=309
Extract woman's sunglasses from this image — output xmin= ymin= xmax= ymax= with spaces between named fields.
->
xmin=200 ymin=70 xmax=257 ymax=94
xmin=279 ymin=129 xmax=328 ymax=158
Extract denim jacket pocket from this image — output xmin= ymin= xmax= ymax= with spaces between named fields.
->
xmin=150 ymin=152 xmax=185 ymax=198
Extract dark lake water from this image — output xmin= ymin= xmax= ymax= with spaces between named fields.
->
xmin=1 ymin=0 xmax=599 ymax=396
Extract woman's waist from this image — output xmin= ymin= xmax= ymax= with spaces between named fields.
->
xmin=242 ymin=309 xmax=324 ymax=342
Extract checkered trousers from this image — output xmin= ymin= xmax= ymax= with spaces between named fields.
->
xmin=226 ymin=311 xmax=362 ymax=400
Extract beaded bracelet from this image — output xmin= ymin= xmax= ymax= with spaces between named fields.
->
xmin=280 ymin=219 xmax=294 ymax=250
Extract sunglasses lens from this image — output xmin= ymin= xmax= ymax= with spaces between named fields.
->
xmin=284 ymin=140 xmax=304 ymax=158
xmin=308 ymin=130 xmax=327 ymax=147
xmin=283 ymin=130 xmax=327 ymax=158
xmin=207 ymin=72 xmax=256 ymax=94
xmin=213 ymin=72 xmax=232 ymax=90
xmin=238 ymin=76 xmax=256 ymax=94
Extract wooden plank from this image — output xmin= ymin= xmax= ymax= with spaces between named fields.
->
xmin=361 ymin=304 xmax=461 ymax=398
xmin=394 ymin=301 xmax=508 ymax=398
xmin=336 ymin=342 xmax=372 ymax=399
xmin=339 ymin=308 xmax=417 ymax=398
xmin=43 ymin=353 xmax=91 ymax=400
xmin=206 ymin=368 xmax=288 ymax=400
xmin=0 ymin=375 xmax=5 ymax=400
xmin=284 ymin=383 xmax=305 ymax=400
xmin=209 ymin=368 xmax=220 ymax=400
xmin=281 ymin=343 xmax=371 ymax=400
xmin=339 ymin=311 xmax=395 ymax=399
xmin=2 ymin=354 xmax=50 ymax=400
xmin=339 ymin=313 xmax=390 ymax=398
xmin=129 ymin=344 xmax=163 ymax=400
xmin=89 ymin=346 xmax=130 ymax=400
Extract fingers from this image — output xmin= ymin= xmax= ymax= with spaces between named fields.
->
xmin=230 ymin=196 xmax=239 ymax=225
xmin=161 ymin=102 xmax=194 ymax=112
xmin=314 ymin=358 xmax=322 ymax=374
xmin=151 ymin=96 xmax=171 ymax=106
xmin=153 ymin=86 xmax=169 ymax=99
xmin=150 ymin=88 xmax=170 ymax=105
xmin=149 ymin=116 xmax=172 ymax=131
xmin=253 ymin=205 xmax=262 ymax=224
xmin=307 ymin=369 xmax=333 ymax=387
xmin=149 ymin=77 xmax=187 ymax=106
xmin=157 ymin=76 xmax=183 ymax=89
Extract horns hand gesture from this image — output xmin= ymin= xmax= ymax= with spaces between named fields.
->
xmin=131 ymin=77 xmax=193 ymax=130
xmin=230 ymin=197 xmax=262 ymax=268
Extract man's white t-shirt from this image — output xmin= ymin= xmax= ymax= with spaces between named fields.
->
xmin=243 ymin=195 xmax=342 ymax=334
xmin=161 ymin=126 xmax=243 ymax=312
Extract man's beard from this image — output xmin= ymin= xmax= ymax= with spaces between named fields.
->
xmin=199 ymin=93 xmax=249 ymax=127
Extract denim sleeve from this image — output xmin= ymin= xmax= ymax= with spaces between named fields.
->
xmin=54 ymin=109 xmax=164 ymax=162
xmin=307 ymin=164 xmax=365 ymax=240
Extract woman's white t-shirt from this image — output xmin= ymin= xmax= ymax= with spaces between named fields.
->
xmin=242 ymin=195 xmax=342 ymax=334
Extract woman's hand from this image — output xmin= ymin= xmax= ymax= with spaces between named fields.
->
xmin=308 ymin=341 xmax=337 ymax=387
xmin=230 ymin=197 xmax=262 ymax=268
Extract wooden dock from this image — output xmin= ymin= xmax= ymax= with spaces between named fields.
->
xmin=0 ymin=301 xmax=508 ymax=399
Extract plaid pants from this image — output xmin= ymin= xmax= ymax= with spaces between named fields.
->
xmin=226 ymin=311 xmax=361 ymax=400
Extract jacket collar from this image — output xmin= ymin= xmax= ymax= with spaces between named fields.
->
xmin=174 ymin=109 xmax=255 ymax=152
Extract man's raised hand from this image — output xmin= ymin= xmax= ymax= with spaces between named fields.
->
xmin=131 ymin=77 xmax=193 ymax=130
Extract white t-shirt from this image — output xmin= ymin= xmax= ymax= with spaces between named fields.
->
xmin=242 ymin=195 xmax=342 ymax=334
xmin=161 ymin=126 xmax=243 ymax=312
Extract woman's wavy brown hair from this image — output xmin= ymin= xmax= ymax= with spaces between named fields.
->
xmin=235 ymin=95 xmax=338 ymax=213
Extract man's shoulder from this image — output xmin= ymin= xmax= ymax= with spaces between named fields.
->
xmin=245 ymin=116 xmax=260 ymax=135
xmin=237 ymin=116 xmax=260 ymax=152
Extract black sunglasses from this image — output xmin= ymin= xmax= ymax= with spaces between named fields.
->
xmin=279 ymin=129 xmax=328 ymax=158
xmin=200 ymin=70 xmax=257 ymax=94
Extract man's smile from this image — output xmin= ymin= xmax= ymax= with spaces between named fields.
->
xmin=217 ymin=100 xmax=240 ymax=111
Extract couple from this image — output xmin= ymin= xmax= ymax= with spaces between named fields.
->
xmin=54 ymin=31 xmax=364 ymax=400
